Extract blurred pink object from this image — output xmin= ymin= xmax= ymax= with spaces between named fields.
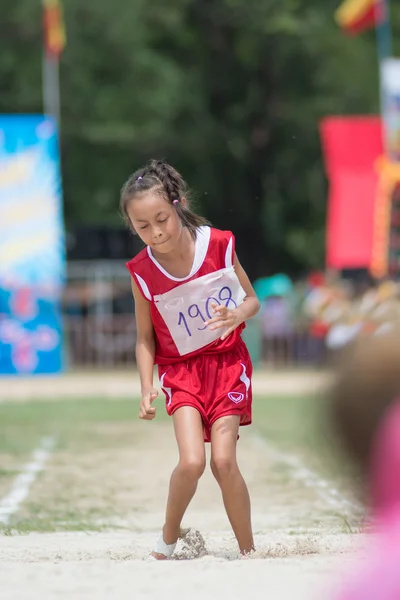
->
xmin=336 ymin=399 xmax=400 ymax=600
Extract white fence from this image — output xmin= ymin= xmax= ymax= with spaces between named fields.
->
xmin=63 ymin=260 xmax=136 ymax=368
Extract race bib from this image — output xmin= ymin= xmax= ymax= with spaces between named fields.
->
xmin=153 ymin=267 xmax=246 ymax=356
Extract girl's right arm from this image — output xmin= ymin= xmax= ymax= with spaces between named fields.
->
xmin=131 ymin=277 xmax=158 ymax=420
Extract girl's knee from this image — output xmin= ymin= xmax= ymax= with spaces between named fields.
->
xmin=210 ymin=455 xmax=238 ymax=481
xmin=178 ymin=456 xmax=206 ymax=480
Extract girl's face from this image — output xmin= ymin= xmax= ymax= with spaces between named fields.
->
xmin=127 ymin=190 xmax=184 ymax=254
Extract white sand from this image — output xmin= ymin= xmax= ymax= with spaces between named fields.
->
xmin=0 ymin=532 xmax=365 ymax=600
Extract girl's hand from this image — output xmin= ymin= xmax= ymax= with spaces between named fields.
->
xmin=205 ymin=302 xmax=244 ymax=341
xmin=139 ymin=388 xmax=158 ymax=420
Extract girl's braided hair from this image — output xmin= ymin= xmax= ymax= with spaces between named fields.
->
xmin=120 ymin=159 xmax=209 ymax=239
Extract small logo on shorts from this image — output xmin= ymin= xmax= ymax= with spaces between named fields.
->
xmin=228 ymin=392 xmax=244 ymax=404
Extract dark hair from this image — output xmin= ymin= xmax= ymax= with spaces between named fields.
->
xmin=327 ymin=332 xmax=400 ymax=476
xmin=120 ymin=159 xmax=209 ymax=239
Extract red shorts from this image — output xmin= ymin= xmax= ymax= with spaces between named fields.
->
xmin=158 ymin=340 xmax=252 ymax=442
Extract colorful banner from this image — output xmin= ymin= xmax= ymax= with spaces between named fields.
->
xmin=0 ymin=287 xmax=63 ymax=375
xmin=320 ymin=117 xmax=383 ymax=271
xmin=370 ymin=155 xmax=394 ymax=277
xmin=0 ymin=115 xmax=65 ymax=374
xmin=0 ymin=116 xmax=65 ymax=289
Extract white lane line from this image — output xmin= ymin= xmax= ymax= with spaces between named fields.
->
xmin=252 ymin=433 xmax=363 ymax=514
xmin=0 ymin=436 xmax=56 ymax=525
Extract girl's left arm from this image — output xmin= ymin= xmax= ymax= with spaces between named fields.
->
xmin=233 ymin=252 xmax=261 ymax=322
xmin=205 ymin=252 xmax=260 ymax=340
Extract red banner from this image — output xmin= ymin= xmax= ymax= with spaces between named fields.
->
xmin=320 ymin=117 xmax=383 ymax=271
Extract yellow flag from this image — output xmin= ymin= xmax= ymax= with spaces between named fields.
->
xmin=335 ymin=0 xmax=377 ymax=35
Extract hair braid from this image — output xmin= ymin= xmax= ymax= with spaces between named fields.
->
xmin=120 ymin=159 xmax=210 ymax=239
xmin=148 ymin=160 xmax=183 ymax=203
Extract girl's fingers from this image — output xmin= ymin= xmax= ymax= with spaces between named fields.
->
xmin=205 ymin=309 xmax=229 ymax=327
xmin=220 ymin=325 xmax=235 ymax=341
xmin=209 ymin=320 xmax=232 ymax=331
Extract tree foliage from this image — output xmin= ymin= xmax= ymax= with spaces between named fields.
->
xmin=1 ymin=0 xmax=398 ymax=278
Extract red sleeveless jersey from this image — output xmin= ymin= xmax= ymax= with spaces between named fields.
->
xmin=126 ymin=226 xmax=246 ymax=365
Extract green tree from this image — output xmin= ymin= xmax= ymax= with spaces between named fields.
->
xmin=0 ymin=0 xmax=396 ymax=279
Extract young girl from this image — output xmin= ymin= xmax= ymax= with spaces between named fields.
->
xmin=120 ymin=159 xmax=260 ymax=560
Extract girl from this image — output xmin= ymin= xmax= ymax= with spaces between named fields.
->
xmin=328 ymin=331 xmax=400 ymax=599
xmin=120 ymin=159 xmax=260 ymax=560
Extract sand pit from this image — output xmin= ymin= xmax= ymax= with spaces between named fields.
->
xmin=0 ymin=531 xmax=367 ymax=600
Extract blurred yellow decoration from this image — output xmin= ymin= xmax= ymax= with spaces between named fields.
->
xmin=42 ymin=0 xmax=66 ymax=57
xmin=370 ymin=155 xmax=400 ymax=278
xmin=335 ymin=0 xmax=377 ymax=34
xmin=377 ymin=280 xmax=398 ymax=300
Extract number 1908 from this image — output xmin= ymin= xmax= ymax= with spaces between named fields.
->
xmin=177 ymin=286 xmax=237 ymax=338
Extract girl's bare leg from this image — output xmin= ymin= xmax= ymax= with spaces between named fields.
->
xmin=152 ymin=406 xmax=205 ymax=559
xmin=210 ymin=416 xmax=254 ymax=555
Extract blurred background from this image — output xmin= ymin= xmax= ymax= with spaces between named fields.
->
xmin=1 ymin=0 xmax=400 ymax=376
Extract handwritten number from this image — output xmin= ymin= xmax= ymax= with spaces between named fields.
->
xmin=188 ymin=304 xmax=207 ymax=331
xmin=178 ymin=286 xmax=238 ymax=338
xmin=205 ymin=297 xmax=219 ymax=320
xmin=178 ymin=312 xmax=191 ymax=337
xmin=219 ymin=286 xmax=237 ymax=308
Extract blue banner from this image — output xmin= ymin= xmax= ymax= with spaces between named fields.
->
xmin=0 ymin=287 xmax=63 ymax=375
xmin=0 ymin=115 xmax=65 ymax=375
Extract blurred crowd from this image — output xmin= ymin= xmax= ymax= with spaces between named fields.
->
xmin=256 ymin=271 xmax=400 ymax=365
xmin=61 ymin=269 xmax=400 ymax=369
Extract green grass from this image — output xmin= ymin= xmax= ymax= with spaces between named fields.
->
xmin=0 ymin=394 xmax=345 ymax=474
xmin=253 ymin=395 xmax=320 ymax=448
xmin=0 ymin=393 xmax=352 ymax=469
xmin=0 ymin=394 xmax=362 ymax=534
xmin=0 ymin=394 xmax=318 ymax=449
xmin=253 ymin=394 xmax=334 ymax=470
xmin=0 ymin=398 xmax=141 ymax=454
xmin=0 ymin=469 xmax=21 ymax=477
xmin=253 ymin=394 xmax=363 ymax=502
xmin=0 ymin=518 xmax=112 ymax=536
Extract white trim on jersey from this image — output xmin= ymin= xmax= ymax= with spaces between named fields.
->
xmin=134 ymin=272 xmax=152 ymax=301
xmin=146 ymin=226 xmax=211 ymax=282
xmin=225 ymin=236 xmax=234 ymax=269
